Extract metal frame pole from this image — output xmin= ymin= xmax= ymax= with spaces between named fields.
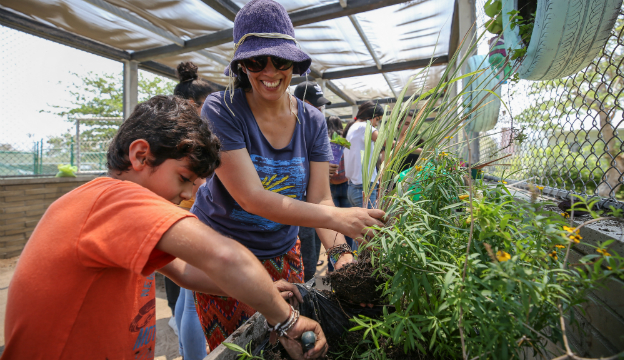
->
xmin=76 ymin=119 xmax=81 ymax=173
xmin=123 ymin=60 xmax=139 ymax=120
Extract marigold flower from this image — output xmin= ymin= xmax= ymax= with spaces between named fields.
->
xmin=568 ymin=235 xmax=581 ymax=243
xmin=459 ymin=194 xmax=470 ymax=200
xmin=500 ymin=181 xmax=508 ymax=184
xmin=555 ymin=244 xmax=565 ymax=249
xmin=549 ymin=251 xmax=558 ymax=260
xmin=413 ymin=165 xmax=423 ymax=172
xmin=563 ymin=226 xmax=576 ymax=233
xmin=440 ymin=152 xmax=449 ymax=157
xmin=597 ymin=248 xmax=611 ymax=257
xmin=607 ymin=266 xmax=613 ymax=270
xmin=561 ymin=212 xmax=570 ymax=218
xmin=496 ymin=251 xmax=511 ymax=262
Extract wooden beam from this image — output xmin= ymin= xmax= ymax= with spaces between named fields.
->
xmin=130 ymin=0 xmax=413 ymax=61
xmin=200 ymin=0 xmax=240 ymax=21
xmin=0 ymin=7 xmax=129 ymax=61
xmin=322 ymin=55 xmax=449 ymax=80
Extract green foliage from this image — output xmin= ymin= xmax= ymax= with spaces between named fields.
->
xmin=484 ymin=0 xmax=503 ymax=34
xmin=351 ymin=159 xmax=624 ymax=359
xmin=222 ymin=341 xmax=265 ymax=360
xmin=45 ymin=71 xmax=175 ymax=152
xmin=331 ymin=132 xmax=352 ymax=149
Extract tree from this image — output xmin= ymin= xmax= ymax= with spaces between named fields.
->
xmin=45 ymin=71 xmax=175 ymax=170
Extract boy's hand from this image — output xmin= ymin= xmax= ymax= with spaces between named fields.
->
xmin=274 ymin=279 xmax=303 ymax=309
xmin=329 ymin=163 xmax=339 ymax=177
xmin=281 ymin=316 xmax=328 ymax=359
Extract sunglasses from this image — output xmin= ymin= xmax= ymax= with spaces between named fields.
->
xmin=241 ymin=56 xmax=294 ymax=73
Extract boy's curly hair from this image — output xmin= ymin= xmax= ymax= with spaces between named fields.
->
xmin=107 ymin=95 xmax=221 ymax=178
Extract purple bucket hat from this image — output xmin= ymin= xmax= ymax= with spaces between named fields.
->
xmin=226 ymin=0 xmax=312 ymax=76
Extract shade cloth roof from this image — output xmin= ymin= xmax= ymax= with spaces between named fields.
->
xmin=0 ymin=0 xmax=456 ymax=116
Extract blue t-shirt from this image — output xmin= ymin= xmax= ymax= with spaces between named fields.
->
xmin=192 ymin=89 xmax=332 ymax=259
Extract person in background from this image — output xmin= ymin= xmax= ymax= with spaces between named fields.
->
xmin=293 ymin=81 xmax=332 ymax=281
xmin=191 ymin=0 xmax=385 ymax=349
xmin=170 ymin=62 xmax=216 ymax=360
xmin=326 ymin=116 xmax=354 ymax=272
xmin=397 ymin=109 xmax=424 ymax=172
xmin=343 ymin=101 xmax=384 ymax=209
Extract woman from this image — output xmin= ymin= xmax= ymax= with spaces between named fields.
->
xmin=191 ymin=0 xmax=385 ymax=349
xmin=397 ymin=109 xmax=425 ymax=172
xmin=171 ymin=61 xmax=215 ymax=360
xmin=343 ymin=101 xmax=384 ymax=209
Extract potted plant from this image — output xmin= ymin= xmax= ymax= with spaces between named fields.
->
xmin=484 ymin=0 xmax=621 ymax=80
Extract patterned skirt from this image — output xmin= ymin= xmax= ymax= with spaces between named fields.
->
xmin=193 ymin=240 xmax=304 ymax=350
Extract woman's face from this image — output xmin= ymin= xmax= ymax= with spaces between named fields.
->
xmin=243 ymin=56 xmax=293 ymax=102
xmin=371 ymin=116 xmax=382 ymax=128
xmin=401 ymin=116 xmax=413 ymax=137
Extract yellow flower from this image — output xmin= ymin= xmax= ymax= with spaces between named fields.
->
xmin=563 ymin=226 xmax=576 ymax=233
xmin=607 ymin=266 xmax=613 ymax=270
xmin=500 ymin=181 xmax=508 ymax=184
xmin=496 ymin=251 xmax=511 ymax=262
xmin=536 ymin=185 xmax=544 ymax=190
xmin=555 ymin=244 xmax=566 ymax=249
xmin=439 ymin=152 xmax=449 ymax=157
xmin=549 ymin=251 xmax=558 ymax=260
xmin=444 ymin=136 xmax=453 ymax=139
xmin=413 ymin=165 xmax=423 ymax=172
xmin=459 ymin=194 xmax=470 ymax=200
xmin=597 ymin=248 xmax=611 ymax=257
xmin=561 ymin=212 xmax=570 ymax=218
xmin=568 ymin=235 xmax=581 ymax=243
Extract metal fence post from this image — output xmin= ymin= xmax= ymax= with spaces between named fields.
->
xmin=75 ymin=118 xmax=80 ymax=173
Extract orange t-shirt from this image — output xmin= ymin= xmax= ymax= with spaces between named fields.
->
xmin=2 ymin=177 xmax=195 ymax=360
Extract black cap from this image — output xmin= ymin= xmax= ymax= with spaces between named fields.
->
xmin=294 ymin=81 xmax=331 ymax=108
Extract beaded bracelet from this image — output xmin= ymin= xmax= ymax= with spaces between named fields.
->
xmin=267 ymin=305 xmax=300 ymax=344
xmin=327 ymin=243 xmax=354 ymax=266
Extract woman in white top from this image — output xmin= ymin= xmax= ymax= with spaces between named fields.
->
xmin=343 ymin=101 xmax=384 ymax=208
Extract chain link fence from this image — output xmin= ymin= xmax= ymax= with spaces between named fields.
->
xmin=473 ymin=2 xmax=624 ymax=203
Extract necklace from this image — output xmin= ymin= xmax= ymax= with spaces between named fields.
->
xmin=286 ymin=90 xmax=301 ymax=124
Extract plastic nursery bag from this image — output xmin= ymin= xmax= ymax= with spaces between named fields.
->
xmin=294 ymin=282 xmax=383 ymax=341
xmin=55 ymin=164 xmax=78 ymax=177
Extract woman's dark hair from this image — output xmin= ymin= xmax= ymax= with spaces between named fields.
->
xmin=174 ymin=62 xmax=216 ymax=102
xmin=107 ymin=95 xmax=221 ymax=178
xmin=342 ymin=120 xmax=355 ymax=139
xmin=356 ymin=101 xmax=385 ymax=120
xmin=233 ymin=63 xmax=253 ymax=92
xmin=326 ymin=116 xmax=343 ymax=137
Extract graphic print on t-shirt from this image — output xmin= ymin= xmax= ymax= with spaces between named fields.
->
xmin=230 ymin=155 xmax=305 ymax=231
xmin=130 ymin=273 xmax=157 ymax=360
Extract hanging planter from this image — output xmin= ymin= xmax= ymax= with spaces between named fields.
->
xmin=497 ymin=0 xmax=621 ymax=80
xmin=463 ymin=55 xmax=502 ymax=133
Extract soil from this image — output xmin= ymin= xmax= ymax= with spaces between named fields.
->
xmin=324 ymin=250 xmax=390 ymax=305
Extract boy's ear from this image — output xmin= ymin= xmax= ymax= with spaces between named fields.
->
xmin=128 ymin=139 xmax=152 ymax=171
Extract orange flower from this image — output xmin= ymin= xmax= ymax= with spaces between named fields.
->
xmin=459 ymin=194 xmax=470 ymax=200
xmin=597 ymin=248 xmax=611 ymax=257
xmin=549 ymin=251 xmax=558 ymax=260
xmin=536 ymin=185 xmax=544 ymax=190
xmin=555 ymin=244 xmax=565 ymax=249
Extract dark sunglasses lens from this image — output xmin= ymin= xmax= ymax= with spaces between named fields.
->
xmin=242 ymin=57 xmax=268 ymax=72
xmin=272 ymin=57 xmax=294 ymax=70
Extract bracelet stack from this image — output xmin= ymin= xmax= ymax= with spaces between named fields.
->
xmin=267 ymin=305 xmax=300 ymax=344
xmin=327 ymin=243 xmax=353 ymax=266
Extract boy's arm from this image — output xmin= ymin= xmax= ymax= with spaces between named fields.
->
xmin=157 ymin=259 xmax=226 ymax=296
xmin=156 ymin=218 xmax=305 ymax=329
xmin=158 ymin=260 xmax=303 ymax=306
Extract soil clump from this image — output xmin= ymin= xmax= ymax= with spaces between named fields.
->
xmin=325 ymin=250 xmax=390 ymax=305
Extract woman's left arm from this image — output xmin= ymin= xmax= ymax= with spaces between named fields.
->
xmin=306 ymin=161 xmax=354 ymax=270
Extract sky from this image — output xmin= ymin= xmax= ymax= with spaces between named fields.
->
xmin=0 ymin=25 xmax=169 ymax=151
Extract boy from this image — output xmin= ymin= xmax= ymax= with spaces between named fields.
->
xmin=2 ymin=96 xmax=327 ymax=360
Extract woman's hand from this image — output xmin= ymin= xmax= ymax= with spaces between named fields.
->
xmin=281 ymin=316 xmax=328 ymax=359
xmin=331 ymin=207 xmax=385 ymax=242
xmin=274 ymin=279 xmax=303 ymax=309
xmin=329 ymin=163 xmax=338 ymax=177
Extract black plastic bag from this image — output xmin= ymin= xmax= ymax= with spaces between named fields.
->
xmin=294 ymin=281 xmax=384 ymax=342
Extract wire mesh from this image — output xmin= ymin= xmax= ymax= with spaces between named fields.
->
xmin=473 ymin=2 xmax=624 ymax=201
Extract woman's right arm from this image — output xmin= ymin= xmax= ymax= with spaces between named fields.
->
xmin=214 ymin=149 xmax=384 ymax=240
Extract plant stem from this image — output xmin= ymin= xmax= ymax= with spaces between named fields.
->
xmin=458 ymin=129 xmax=475 ymax=360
